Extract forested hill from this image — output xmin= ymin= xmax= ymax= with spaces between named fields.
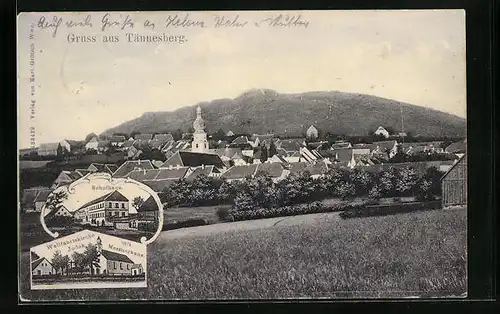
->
xmin=103 ymin=89 xmax=466 ymax=138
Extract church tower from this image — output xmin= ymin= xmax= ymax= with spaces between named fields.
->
xmin=191 ymin=105 xmax=209 ymax=153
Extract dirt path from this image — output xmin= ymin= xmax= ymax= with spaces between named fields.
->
xmin=157 ymin=211 xmax=343 ymax=240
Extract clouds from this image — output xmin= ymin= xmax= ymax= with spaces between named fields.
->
xmin=17 ymin=10 xmax=466 ymax=148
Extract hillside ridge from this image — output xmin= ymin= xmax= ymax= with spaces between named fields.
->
xmin=103 ymin=89 xmax=466 ymax=137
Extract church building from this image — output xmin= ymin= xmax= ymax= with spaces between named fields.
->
xmin=191 ymin=106 xmax=209 ymax=153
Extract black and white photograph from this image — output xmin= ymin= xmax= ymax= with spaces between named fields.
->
xmin=30 ymin=230 xmax=147 ymax=290
xmin=39 ymin=172 xmax=163 ymax=243
xmin=18 ymin=10 xmax=467 ymax=300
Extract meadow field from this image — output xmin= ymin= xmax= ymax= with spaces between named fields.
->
xmin=19 ymin=207 xmax=466 ymax=301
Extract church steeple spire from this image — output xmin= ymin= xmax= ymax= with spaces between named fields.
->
xmin=193 ymin=105 xmax=206 ymax=134
xmin=191 ymin=106 xmax=209 ymax=153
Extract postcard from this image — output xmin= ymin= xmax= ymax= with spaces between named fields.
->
xmin=18 ymin=10 xmax=467 ymax=301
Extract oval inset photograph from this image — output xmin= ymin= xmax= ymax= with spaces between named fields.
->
xmin=40 ymin=173 xmax=164 ymax=244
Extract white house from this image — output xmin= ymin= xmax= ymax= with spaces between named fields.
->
xmin=59 ymin=140 xmax=71 ymax=153
xmin=31 ymin=257 xmax=56 ymax=276
xmin=306 ymin=125 xmax=319 ymax=139
xmin=374 ymin=126 xmax=390 ymax=138
xmin=85 ymin=137 xmax=99 ymax=151
xmin=52 ymin=205 xmax=73 ymax=217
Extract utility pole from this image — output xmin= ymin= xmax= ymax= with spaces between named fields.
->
xmin=400 ymin=105 xmax=405 ymax=144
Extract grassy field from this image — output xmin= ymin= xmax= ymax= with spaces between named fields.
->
xmin=163 ymin=205 xmax=230 ymax=225
xmin=19 ymin=207 xmax=466 ymax=300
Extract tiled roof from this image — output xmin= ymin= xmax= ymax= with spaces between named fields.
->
xmin=66 ymin=140 xmax=86 ymax=148
xmin=155 ymin=167 xmax=189 ymax=180
xmin=38 ymin=143 xmax=60 ymax=151
xmin=75 ymin=169 xmax=92 ymax=176
xmin=148 ymin=139 xmax=167 ymax=150
xmin=136 ymin=196 xmax=159 ymax=212
xmin=22 ymin=188 xmax=50 ymax=206
xmin=303 ymin=161 xmax=329 ymax=176
xmin=66 ymin=171 xmax=84 ymax=181
xmin=231 ymin=136 xmax=250 ymax=145
xmin=141 ymin=179 xmax=178 ymax=192
xmin=278 ymin=139 xmax=305 ymax=152
xmin=97 ymin=140 xmax=110 ymax=148
xmin=109 ymin=135 xmax=126 ymax=143
xmin=32 ymin=257 xmax=52 ymax=270
xmin=113 ymin=160 xmax=154 ymax=178
xmin=128 ymin=167 xmax=189 ymax=181
xmin=153 ymin=133 xmax=174 ymax=141
xmin=331 ymin=148 xmax=353 ymax=162
xmin=122 ymin=139 xmax=136 ymax=148
xmin=445 ymin=140 xmax=466 ymax=153
xmin=212 ymin=147 xmax=243 ymax=159
xmin=134 ymin=134 xmax=153 ymax=141
xmin=256 ymin=162 xmax=285 ymax=178
xmin=161 ymin=151 xmax=225 ymax=169
xmin=352 ymin=143 xmax=371 ymax=149
xmin=101 ymin=249 xmax=134 ymax=263
xmin=371 ymin=141 xmax=397 ymax=152
xmin=221 ymin=164 xmax=258 ymax=180
xmin=251 ymin=134 xmax=276 ymax=142
xmin=78 ymin=190 xmax=129 ymax=209
xmin=128 ymin=169 xmax=162 ymax=181
xmin=31 ymin=251 xmax=40 ymax=261
xmin=288 ymin=162 xmax=308 ymax=175
xmin=184 ymin=166 xmax=214 ymax=181
xmin=34 ymin=190 xmax=52 ymax=203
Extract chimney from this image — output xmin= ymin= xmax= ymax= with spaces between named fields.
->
xmin=202 ymin=164 xmax=205 ymax=169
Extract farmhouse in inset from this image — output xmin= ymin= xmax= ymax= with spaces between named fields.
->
xmin=31 ymin=256 xmax=56 ymax=276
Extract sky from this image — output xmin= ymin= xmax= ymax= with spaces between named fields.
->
xmin=17 ymin=10 xmax=466 ymax=148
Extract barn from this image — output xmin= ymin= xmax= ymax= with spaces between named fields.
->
xmin=441 ymin=154 xmax=467 ymax=207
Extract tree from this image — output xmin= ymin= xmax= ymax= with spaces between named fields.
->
xmin=172 ymin=129 xmax=183 ymax=141
xmin=51 ymin=250 xmax=66 ymax=275
xmin=85 ymin=133 xmax=98 ymax=142
xmin=212 ymin=128 xmax=226 ymax=142
xmin=45 ymin=190 xmax=69 ymax=212
xmin=394 ymin=166 xmax=418 ymax=197
xmin=260 ymin=144 xmax=268 ymax=163
xmin=71 ymin=251 xmax=86 ymax=274
xmin=133 ymin=196 xmax=145 ymax=211
xmin=389 ymin=143 xmax=407 ymax=163
xmin=113 ymin=132 xmax=129 ymax=138
xmin=82 ymin=243 xmax=100 ymax=275
xmin=130 ymin=131 xmax=142 ymax=139
xmin=268 ymin=141 xmax=277 ymax=157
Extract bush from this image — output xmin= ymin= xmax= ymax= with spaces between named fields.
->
xmin=339 ymin=201 xmax=441 ymax=219
xmin=229 ymin=202 xmax=364 ymax=222
xmin=163 ymin=219 xmax=209 ymax=231
xmin=137 ymin=221 xmax=158 ymax=232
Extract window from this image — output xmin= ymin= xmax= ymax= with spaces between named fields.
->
xmin=115 ymin=203 xmax=119 ymax=208
xmin=127 ymin=264 xmax=130 ymax=270
xmin=121 ymin=203 xmax=125 ymax=208
xmin=121 ymin=212 xmax=124 ymax=217
xmin=109 ymin=202 xmax=112 ymax=207
xmin=114 ymin=261 xmax=116 ymax=268
xmin=196 ymin=144 xmax=199 ymax=148
xmin=120 ymin=262 xmax=123 ymax=270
